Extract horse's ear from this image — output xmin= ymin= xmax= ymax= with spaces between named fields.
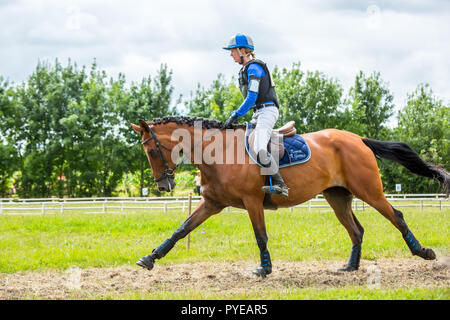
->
xmin=130 ymin=123 xmax=141 ymax=134
xmin=139 ymin=119 xmax=150 ymax=133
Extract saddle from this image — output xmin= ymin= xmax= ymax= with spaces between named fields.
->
xmin=247 ymin=122 xmax=294 ymax=161
xmin=245 ymin=121 xmax=311 ymax=168
xmin=274 ymin=121 xmax=296 ymax=137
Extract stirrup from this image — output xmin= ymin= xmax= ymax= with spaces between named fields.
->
xmin=262 ymin=176 xmax=289 ymax=197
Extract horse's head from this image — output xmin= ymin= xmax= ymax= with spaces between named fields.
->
xmin=131 ymin=120 xmax=177 ymax=192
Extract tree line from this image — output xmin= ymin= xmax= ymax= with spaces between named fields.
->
xmin=0 ymin=59 xmax=448 ymax=197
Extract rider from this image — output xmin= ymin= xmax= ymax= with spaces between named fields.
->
xmin=223 ymin=33 xmax=289 ymax=197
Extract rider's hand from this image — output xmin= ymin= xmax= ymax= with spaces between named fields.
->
xmin=223 ymin=113 xmax=239 ymax=129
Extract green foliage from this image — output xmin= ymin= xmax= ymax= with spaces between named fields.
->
xmin=0 ymin=144 xmax=18 ymax=196
xmin=272 ymin=62 xmax=306 ymax=130
xmin=273 ymin=62 xmax=345 ymax=132
xmin=344 ymin=71 xmax=394 ymax=139
xmin=0 ymin=59 xmax=176 ymax=198
xmin=379 ymin=84 xmax=449 ymax=193
xmin=0 ymin=77 xmax=20 ymax=196
xmin=186 ymin=74 xmax=251 ymax=122
xmin=0 ymin=58 xmax=448 ymax=196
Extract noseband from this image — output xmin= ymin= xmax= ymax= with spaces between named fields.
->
xmin=141 ymin=126 xmax=180 ymax=184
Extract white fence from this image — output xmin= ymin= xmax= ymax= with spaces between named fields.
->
xmin=0 ymin=194 xmax=448 ymax=215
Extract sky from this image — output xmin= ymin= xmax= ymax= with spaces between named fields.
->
xmin=1 ymin=0 xmax=449 ymax=120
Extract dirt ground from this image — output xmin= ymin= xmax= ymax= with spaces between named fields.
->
xmin=1 ymin=257 xmax=449 ymax=299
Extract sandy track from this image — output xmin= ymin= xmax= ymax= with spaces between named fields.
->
xmin=1 ymin=257 xmax=449 ymax=299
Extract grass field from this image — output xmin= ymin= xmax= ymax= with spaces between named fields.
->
xmin=0 ymin=206 xmax=448 ymax=299
xmin=95 ymin=288 xmax=449 ymax=300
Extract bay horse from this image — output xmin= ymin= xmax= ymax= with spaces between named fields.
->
xmin=130 ymin=116 xmax=449 ymax=277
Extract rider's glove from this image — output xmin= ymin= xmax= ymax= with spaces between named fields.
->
xmin=223 ymin=113 xmax=239 ymax=129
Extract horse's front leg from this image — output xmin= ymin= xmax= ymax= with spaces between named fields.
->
xmin=136 ymin=198 xmax=224 ymax=271
xmin=244 ymin=198 xmax=272 ymax=278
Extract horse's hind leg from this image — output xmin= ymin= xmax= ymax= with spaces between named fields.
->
xmin=360 ymin=193 xmax=436 ymax=261
xmin=347 ymin=163 xmax=436 ymax=261
xmin=323 ymin=187 xmax=364 ymax=271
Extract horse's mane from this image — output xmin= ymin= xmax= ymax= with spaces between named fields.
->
xmin=150 ymin=116 xmax=246 ymax=130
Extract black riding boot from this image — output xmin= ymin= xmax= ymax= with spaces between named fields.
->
xmin=257 ymin=150 xmax=289 ymax=197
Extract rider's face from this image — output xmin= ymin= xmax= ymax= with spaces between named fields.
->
xmin=229 ymin=48 xmax=242 ymax=63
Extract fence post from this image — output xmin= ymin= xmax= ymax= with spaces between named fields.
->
xmin=42 ymin=203 xmax=46 ymax=215
xmin=0 ymin=202 xmax=2 ymax=214
xmin=308 ymin=200 xmax=311 ymax=211
xmin=164 ymin=202 xmax=168 ymax=214
xmin=60 ymin=202 xmax=63 ymax=214
xmin=420 ymin=200 xmax=423 ymax=211
xmin=440 ymin=200 xmax=442 ymax=211
xmin=103 ymin=201 xmax=106 ymax=213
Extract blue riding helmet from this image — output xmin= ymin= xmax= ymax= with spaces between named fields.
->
xmin=223 ymin=34 xmax=254 ymax=50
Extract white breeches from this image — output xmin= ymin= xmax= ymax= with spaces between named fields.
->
xmin=251 ymin=106 xmax=279 ymax=156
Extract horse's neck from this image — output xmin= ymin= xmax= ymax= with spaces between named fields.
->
xmin=168 ymin=124 xmax=233 ymax=172
xmin=161 ymin=123 xmax=246 ymax=176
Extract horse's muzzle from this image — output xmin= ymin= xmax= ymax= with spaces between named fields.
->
xmin=158 ymin=179 xmax=176 ymax=192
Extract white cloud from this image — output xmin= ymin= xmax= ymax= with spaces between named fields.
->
xmin=0 ymin=0 xmax=449 ymax=113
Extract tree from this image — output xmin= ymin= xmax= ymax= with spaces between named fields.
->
xmin=0 ymin=77 xmax=20 ymax=196
xmin=120 ymin=64 xmax=177 ymax=196
xmin=186 ymin=74 xmax=244 ymax=122
xmin=0 ymin=144 xmax=18 ymax=196
xmin=272 ymin=62 xmax=307 ymax=131
xmin=62 ymin=62 xmax=132 ymax=197
xmin=1 ymin=60 xmax=178 ymax=197
xmin=345 ymin=71 xmax=394 ymax=139
xmin=13 ymin=59 xmax=87 ymax=197
xmin=273 ymin=62 xmax=345 ymax=133
xmin=380 ymin=84 xmax=449 ymax=193
xmin=152 ymin=64 xmax=177 ymax=117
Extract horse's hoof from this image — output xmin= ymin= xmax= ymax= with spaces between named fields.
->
xmin=337 ymin=265 xmax=358 ymax=272
xmin=416 ymin=248 xmax=436 ymax=260
xmin=252 ymin=266 xmax=272 ymax=278
xmin=136 ymin=255 xmax=155 ymax=271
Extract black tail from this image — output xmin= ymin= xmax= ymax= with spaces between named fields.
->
xmin=362 ymin=138 xmax=450 ymax=195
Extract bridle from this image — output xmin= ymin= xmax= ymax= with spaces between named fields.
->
xmin=140 ymin=122 xmax=223 ymax=188
xmin=140 ymin=125 xmax=180 ymax=186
